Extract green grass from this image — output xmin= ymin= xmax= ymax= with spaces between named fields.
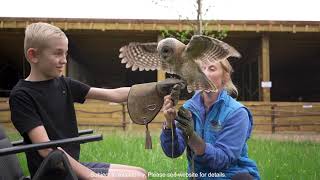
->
xmin=249 ymin=139 xmax=320 ymax=180
xmin=10 ymin=131 xmax=320 ymax=180
xmin=80 ymin=131 xmax=188 ymax=179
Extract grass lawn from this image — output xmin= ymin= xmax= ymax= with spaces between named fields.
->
xmin=12 ymin=130 xmax=320 ymax=179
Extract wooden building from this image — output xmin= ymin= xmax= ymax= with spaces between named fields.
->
xmin=1 ymin=17 xmax=320 ymax=102
xmin=1 ymin=17 xmax=320 ymax=133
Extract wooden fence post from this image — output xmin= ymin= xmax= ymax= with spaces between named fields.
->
xmin=271 ymin=104 xmax=276 ymax=133
xmin=121 ymin=103 xmax=126 ymax=131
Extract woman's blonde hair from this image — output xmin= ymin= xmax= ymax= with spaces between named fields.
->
xmin=24 ymin=22 xmax=67 ymax=59
xmin=219 ymin=59 xmax=238 ymax=98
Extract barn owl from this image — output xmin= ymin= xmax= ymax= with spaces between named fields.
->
xmin=119 ymin=35 xmax=241 ymax=92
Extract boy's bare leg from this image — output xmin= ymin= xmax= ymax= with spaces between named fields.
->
xmin=107 ymin=164 xmax=147 ymax=179
xmin=91 ymin=164 xmax=147 ymax=180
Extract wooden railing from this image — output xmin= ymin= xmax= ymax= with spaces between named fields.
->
xmin=0 ymin=98 xmax=10 ymax=123
xmin=1 ymin=98 xmax=320 ymax=133
xmin=243 ymin=102 xmax=320 ymax=133
xmin=75 ymin=102 xmax=128 ymax=130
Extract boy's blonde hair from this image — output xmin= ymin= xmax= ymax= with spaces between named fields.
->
xmin=219 ymin=59 xmax=238 ymax=98
xmin=24 ymin=22 xmax=67 ymax=59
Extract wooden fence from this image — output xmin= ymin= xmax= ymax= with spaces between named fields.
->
xmin=1 ymin=98 xmax=320 ymax=133
xmin=244 ymin=102 xmax=320 ymax=133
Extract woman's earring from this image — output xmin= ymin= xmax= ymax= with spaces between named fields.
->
xmin=222 ymin=80 xmax=225 ymax=85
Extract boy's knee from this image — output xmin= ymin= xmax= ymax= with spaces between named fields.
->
xmin=136 ymin=170 xmax=148 ymax=180
xmin=131 ymin=168 xmax=148 ymax=179
xmin=232 ymin=173 xmax=254 ymax=180
xmin=136 ymin=167 xmax=148 ymax=175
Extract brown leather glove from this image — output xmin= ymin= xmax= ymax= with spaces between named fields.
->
xmin=157 ymin=78 xmax=185 ymax=106
xmin=128 ymin=78 xmax=185 ymax=125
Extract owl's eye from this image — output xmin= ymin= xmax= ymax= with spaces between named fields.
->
xmin=161 ymin=46 xmax=172 ymax=54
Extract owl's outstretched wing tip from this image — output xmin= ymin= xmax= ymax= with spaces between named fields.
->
xmin=125 ymin=62 xmax=132 ymax=68
xmin=119 ymin=46 xmax=126 ymax=52
xmin=120 ymin=58 xmax=128 ymax=64
xmin=228 ymin=47 xmax=242 ymax=59
xmin=132 ymin=65 xmax=139 ymax=71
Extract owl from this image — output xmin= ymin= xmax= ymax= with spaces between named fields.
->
xmin=119 ymin=35 xmax=241 ymax=92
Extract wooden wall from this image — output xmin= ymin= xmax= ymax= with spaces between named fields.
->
xmin=0 ymin=98 xmax=10 ymax=123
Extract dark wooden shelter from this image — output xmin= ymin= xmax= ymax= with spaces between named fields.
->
xmin=1 ymin=17 xmax=320 ymax=102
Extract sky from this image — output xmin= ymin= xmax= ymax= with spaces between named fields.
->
xmin=1 ymin=0 xmax=320 ymax=21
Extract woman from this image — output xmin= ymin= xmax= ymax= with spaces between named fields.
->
xmin=160 ymin=59 xmax=260 ymax=179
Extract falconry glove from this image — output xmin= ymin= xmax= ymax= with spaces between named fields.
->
xmin=176 ymin=106 xmax=205 ymax=155
xmin=127 ymin=78 xmax=185 ymax=149
xmin=176 ymin=106 xmax=195 ymax=139
xmin=127 ymin=78 xmax=185 ymax=125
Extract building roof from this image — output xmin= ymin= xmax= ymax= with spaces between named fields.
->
xmin=1 ymin=17 xmax=320 ymax=33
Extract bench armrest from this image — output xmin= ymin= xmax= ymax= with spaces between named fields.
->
xmin=0 ymin=134 xmax=103 ymax=156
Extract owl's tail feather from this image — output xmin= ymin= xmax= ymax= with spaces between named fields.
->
xmin=186 ymin=81 xmax=217 ymax=93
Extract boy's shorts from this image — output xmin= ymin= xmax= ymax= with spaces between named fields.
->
xmin=81 ymin=162 xmax=110 ymax=176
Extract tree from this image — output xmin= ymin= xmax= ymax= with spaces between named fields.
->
xmin=153 ymin=0 xmax=227 ymax=42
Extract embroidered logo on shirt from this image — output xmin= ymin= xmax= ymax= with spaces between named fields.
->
xmin=211 ymin=120 xmax=222 ymax=132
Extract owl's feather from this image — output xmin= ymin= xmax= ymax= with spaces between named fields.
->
xmin=119 ymin=42 xmax=174 ymax=72
xmin=188 ymin=65 xmax=217 ymax=93
xmin=185 ymin=35 xmax=241 ymax=64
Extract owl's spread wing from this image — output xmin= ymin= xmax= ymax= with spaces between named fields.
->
xmin=185 ymin=35 xmax=241 ymax=64
xmin=119 ymin=42 xmax=159 ymax=71
xmin=186 ymin=64 xmax=218 ymax=93
xmin=119 ymin=42 xmax=174 ymax=73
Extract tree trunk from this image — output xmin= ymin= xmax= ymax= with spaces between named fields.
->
xmin=196 ymin=0 xmax=203 ymax=35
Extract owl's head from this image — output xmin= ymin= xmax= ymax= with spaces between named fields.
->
xmin=157 ymin=38 xmax=185 ymax=62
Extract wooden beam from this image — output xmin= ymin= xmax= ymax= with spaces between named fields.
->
xmin=1 ymin=18 xmax=320 ymax=33
xmin=62 ymin=66 xmax=67 ymax=76
xmin=260 ymin=33 xmax=271 ymax=102
xmin=157 ymin=70 xmax=166 ymax=81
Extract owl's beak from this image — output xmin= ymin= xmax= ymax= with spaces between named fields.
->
xmin=160 ymin=54 xmax=169 ymax=60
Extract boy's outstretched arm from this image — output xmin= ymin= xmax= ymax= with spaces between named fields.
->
xmin=86 ymin=87 xmax=130 ymax=103
xmin=85 ymin=79 xmax=185 ymax=104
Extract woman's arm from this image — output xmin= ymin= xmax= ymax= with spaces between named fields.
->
xmin=160 ymin=95 xmax=186 ymax=158
xmin=194 ymin=108 xmax=250 ymax=171
xmin=160 ymin=125 xmax=187 ymax=158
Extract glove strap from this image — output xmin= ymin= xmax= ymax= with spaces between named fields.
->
xmin=145 ymin=124 xmax=152 ymax=149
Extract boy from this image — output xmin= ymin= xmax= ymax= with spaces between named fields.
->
xmin=9 ymin=22 xmax=148 ymax=180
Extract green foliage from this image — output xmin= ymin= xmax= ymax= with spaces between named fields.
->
xmin=161 ymin=29 xmax=193 ymax=44
xmin=203 ymin=29 xmax=228 ymax=40
xmin=160 ymin=28 xmax=228 ymax=43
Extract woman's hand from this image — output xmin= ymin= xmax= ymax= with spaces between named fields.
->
xmin=163 ymin=95 xmax=177 ymax=128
